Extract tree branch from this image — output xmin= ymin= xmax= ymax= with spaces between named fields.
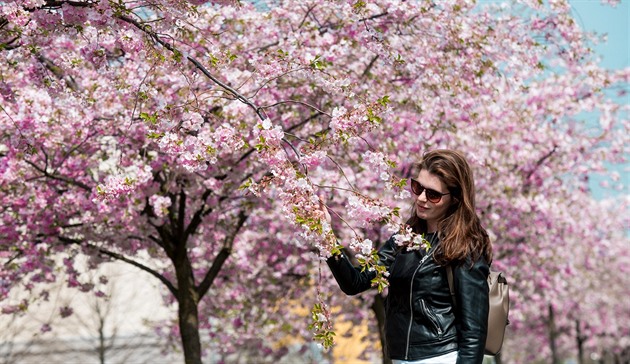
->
xmin=53 ymin=130 xmax=99 ymax=174
xmin=117 ymin=14 xmax=267 ymax=121
xmin=361 ymin=55 xmax=379 ymax=78
xmin=258 ymin=100 xmax=331 ymax=118
xmin=197 ymin=210 xmax=248 ymax=298
xmin=37 ymin=0 xmax=96 ymax=9
xmin=183 ymin=189 xmax=213 ymax=239
xmin=286 ymin=112 xmax=325 ymax=133
xmin=36 ymin=54 xmax=79 ymax=91
xmin=154 ymin=223 xmax=175 ymax=258
xmin=0 ymin=36 xmax=20 ymax=51
xmin=59 ymin=236 xmax=178 ymax=296
xmin=24 ymin=159 xmax=92 ymax=191
xmin=525 ymin=145 xmax=558 ymax=182
xmin=177 ymin=188 xmax=186 ymax=241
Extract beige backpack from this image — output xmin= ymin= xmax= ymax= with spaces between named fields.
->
xmin=446 ymin=267 xmax=510 ymax=356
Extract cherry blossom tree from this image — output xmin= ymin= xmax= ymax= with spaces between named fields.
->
xmin=0 ymin=0 xmax=627 ymax=363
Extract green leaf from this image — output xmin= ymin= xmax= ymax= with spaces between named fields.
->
xmin=172 ymin=49 xmax=183 ymax=63
xmin=353 ymin=1 xmax=367 ymax=11
xmin=277 ymin=49 xmax=289 ymax=59
xmin=140 ymin=112 xmax=159 ymax=125
xmin=226 ymin=50 xmax=238 ymax=63
xmin=378 ymin=95 xmax=390 ymax=107
xmin=394 ymin=178 xmax=407 ymax=189
xmin=209 ymin=54 xmax=219 ymax=67
xmin=238 ymin=177 xmax=254 ymax=191
xmin=366 ymin=107 xmax=382 ymax=124
xmin=330 ymin=242 xmax=343 ymax=256
xmin=309 ymin=55 xmax=332 ymax=70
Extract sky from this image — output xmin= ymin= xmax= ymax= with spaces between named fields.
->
xmin=570 ymin=1 xmax=628 ymax=71
xmin=569 ymin=1 xmax=629 ymax=200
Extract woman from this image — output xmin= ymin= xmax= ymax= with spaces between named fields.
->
xmin=326 ymin=149 xmax=492 ymax=364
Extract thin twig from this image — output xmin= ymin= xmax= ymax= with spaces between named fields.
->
xmin=117 ymin=14 xmax=268 ymax=121
xmin=326 ymin=155 xmax=357 ymax=192
xmin=317 ymin=197 xmax=360 ymax=238
xmin=259 ymin=100 xmax=332 ymax=117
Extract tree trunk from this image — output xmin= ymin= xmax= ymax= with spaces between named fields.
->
xmin=98 ymin=316 xmax=106 ymax=364
xmin=548 ymin=304 xmax=560 ymax=364
xmin=175 ymin=254 xmax=202 ymax=364
xmin=576 ymin=320 xmax=585 ymax=364
xmin=178 ymin=292 xmax=201 ymax=364
xmin=371 ymin=293 xmax=392 ymax=364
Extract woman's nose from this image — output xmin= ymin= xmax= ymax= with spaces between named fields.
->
xmin=416 ymin=190 xmax=427 ymax=202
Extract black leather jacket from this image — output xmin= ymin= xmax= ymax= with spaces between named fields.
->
xmin=327 ymin=234 xmax=489 ymax=363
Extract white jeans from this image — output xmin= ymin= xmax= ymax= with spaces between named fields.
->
xmin=392 ymin=351 xmax=458 ymax=364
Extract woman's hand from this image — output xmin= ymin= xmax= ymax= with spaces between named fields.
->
xmin=318 ymin=196 xmax=332 ymax=225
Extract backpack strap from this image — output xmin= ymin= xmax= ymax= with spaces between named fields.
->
xmin=446 ymin=266 xmax=457 ymax=310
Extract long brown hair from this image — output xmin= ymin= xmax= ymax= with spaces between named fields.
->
xmin=406 ymin=149 xmax=492 ymax=265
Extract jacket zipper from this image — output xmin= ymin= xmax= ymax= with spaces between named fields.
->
xmin=404 ymin=252 xmax=432 ymax=360
xmin=420 ymin=299 xmax=443 ymax=338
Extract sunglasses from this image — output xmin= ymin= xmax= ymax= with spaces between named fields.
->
xmin=410 ymin=178 xmax=450 ymax=203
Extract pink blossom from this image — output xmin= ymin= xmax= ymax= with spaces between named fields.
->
xmin=149 ymin=194 xmax=172 ymax=218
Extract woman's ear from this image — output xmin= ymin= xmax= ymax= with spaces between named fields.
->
xmin=449 ymin=188 xmax=461 ymax=206
xmin=448 ymin=195 xmax=461 ymax=212
xmin=450 ymin=193 xmax=460 ymax=205
xmin=446 ymin=197 xmax=460 ymax=215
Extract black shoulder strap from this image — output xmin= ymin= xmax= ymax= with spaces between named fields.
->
xmin=446 ymin=266 xmax=457 ymax=310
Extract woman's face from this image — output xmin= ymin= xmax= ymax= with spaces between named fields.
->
xmin=414 ymin=169 xmax=453 ymax=231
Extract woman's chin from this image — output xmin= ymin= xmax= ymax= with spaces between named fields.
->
xmin=415 ymin=209 xmax=428 ymax=219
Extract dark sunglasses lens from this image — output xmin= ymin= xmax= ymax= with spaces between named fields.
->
xmin=410 ymin=179 xmax=421 ymax=195
xmin=411 ymin=179 xmax=443 ymax=202
xmin=425 ymin=189 xmax=442 ymax=202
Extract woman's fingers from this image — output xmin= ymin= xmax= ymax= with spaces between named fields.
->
xmin=318 ymin=196 xmax=332 ymax=223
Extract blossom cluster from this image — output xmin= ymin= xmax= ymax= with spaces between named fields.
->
xmin=94 ymin=165 xmax=152 ymax=201
xmin=392 ymin=226 xmax=432 ymax=252
xmin=149 ymin=194 xmax=172 ymax=218
xmin=346 ymin=194 xmax=393 ymax=227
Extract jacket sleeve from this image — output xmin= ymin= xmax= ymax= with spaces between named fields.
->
xmin=326 ymin=235 xmax=399 ymax=296
xmin=454 ymin=257 xmax=490 ymax=364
